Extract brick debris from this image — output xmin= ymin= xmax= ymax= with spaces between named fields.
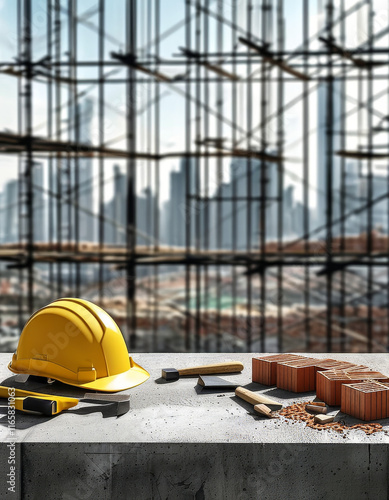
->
xmin=278 ymin=401 xmax=383 ymax=435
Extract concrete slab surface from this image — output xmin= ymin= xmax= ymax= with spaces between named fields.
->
xmin=0 ymin=352 xmax=388 ymax=444
xmin=0 ymin=353 xmax=388 ymax=499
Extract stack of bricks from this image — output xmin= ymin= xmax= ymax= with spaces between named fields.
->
xmin=252 ymin=354 xmax=306 ymax=386
xmin=341 ymin=381 xmax=389 ymax=421
xmin=252 ymin=354 xmax=389 ymax=422
xmin=252 ymin=355 xmax=366 ymax=392
xmin=316 ymin=369 xmax=388 ymax=406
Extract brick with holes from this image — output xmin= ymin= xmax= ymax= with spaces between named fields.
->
xmin=252 ymin=353 xmax=307 ymax=386
xmin=341 ymin=381 xmax=389 ymax=421
xmin=276 ymin=357 xmax=326 ymax=392
xmin=316 ymin=369 xmax=387 ymax=406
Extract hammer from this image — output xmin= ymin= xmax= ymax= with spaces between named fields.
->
xmin=162 ymin=361 xmax=244 ymax=381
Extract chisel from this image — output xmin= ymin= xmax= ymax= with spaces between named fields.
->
xmin=162 ymin=361 xmax=244 ymax=381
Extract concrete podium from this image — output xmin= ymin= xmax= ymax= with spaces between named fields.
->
xmin=0 ymin=353 xmax=388 ymax=499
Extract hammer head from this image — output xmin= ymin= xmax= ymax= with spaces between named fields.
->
xmin=162 ymin=368 xmax=179 ymax=381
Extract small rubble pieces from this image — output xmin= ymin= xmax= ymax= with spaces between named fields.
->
xmin=278 ymin=401 xmax=383 ymax=435
xmin=314 ymin=414 xmax=334 ymax=424
xmin=305 ymin=404 xmax=327 ymax=414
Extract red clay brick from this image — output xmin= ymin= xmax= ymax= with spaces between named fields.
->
xmin=317 ymin=369 xmax=388 ymax=406
xmin=341 ymin=382 xmax=389 ymax=421
xmin=276 ymin=358 xmax=323 ymax=392
xmin=252 ymin=354 xmax=306 ymax=385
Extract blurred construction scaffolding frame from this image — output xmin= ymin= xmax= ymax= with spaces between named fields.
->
xmin=0 ymin=0 xmax=389 ymax=353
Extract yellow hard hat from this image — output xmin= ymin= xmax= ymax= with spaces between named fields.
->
xmin=8 ymin=298 xmax=149 ymax=392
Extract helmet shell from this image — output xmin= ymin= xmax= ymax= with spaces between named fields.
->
xmin=8 ymin=298 xmax=149 ymax=392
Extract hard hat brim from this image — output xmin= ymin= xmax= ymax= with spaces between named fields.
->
xmin=78 ymin=365 xmax=149 ymax=392
xmin=70 ymin=359 xmax=150 ymax=392
xmin=8 ymin=357 xmax=150 ymax=393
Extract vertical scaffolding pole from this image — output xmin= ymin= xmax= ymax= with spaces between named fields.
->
xmin=215 ymin=0 xmax=223 ymax=352
xmin=17 ymin=0 xmax=24 ymax=328
xmin=98 ymin=0 xmax=105 ymax=303
xmin=203 ymin=0 xmax=210 ymax=351
xmin=339 ymin=0 xmax=346 ymax=352
xmin=23 ymin=0 xmax=34 ymax=315
xmin=153 ymin=0 xmax=161 ymax=350
xmin=126 ymin=0 xmax=137 ymax=348
xmin=231 ymin=0 xmax=238 ymax=350
xmin=366 ymin=0 xmax=373 ymax=352
xmin=276 ymin=0 xmax=284 ymax=352
xmin=54 ymin=0 xmax=62 ymax=297
xmin=246 ymin=0 xmax=253 ymax=351
xmin=47 ymin=0 xmax=55 ymax=301
xmin=194 ymin=0 xmax=201 ymax=351
xmin=259 ymin=0 xmax=270 ymax=353
xmin=303 ymin=0 xmax=310 ymax=350
xmin=185 ymin=0 xmax=192 ymax=351
xmin=387 ymin=0 xmax=389 ymax=353
xmin=71 ymin=0 xmax=81 ymax=296
xmin=325 ymin=0 xmax=334 ymax=352
xmin=66 ymin=0 xmax=74 ymax=293
xmin=140 ymin=0 xmax=152 ymax=348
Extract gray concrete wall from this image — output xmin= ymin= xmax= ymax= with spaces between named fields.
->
xmin=1 ymin=442 xmax=387 ymax=499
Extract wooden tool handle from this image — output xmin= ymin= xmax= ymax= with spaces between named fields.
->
xmin=178 ymin=361 xmax=244 ymax=376
xmin=235 ymin=386 xmax=283 ymax=409
xmin=254 ymin=404 xmax=275 ymax=418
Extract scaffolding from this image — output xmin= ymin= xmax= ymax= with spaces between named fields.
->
xmin=0 ymin=0 xmax=388 ymax=353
